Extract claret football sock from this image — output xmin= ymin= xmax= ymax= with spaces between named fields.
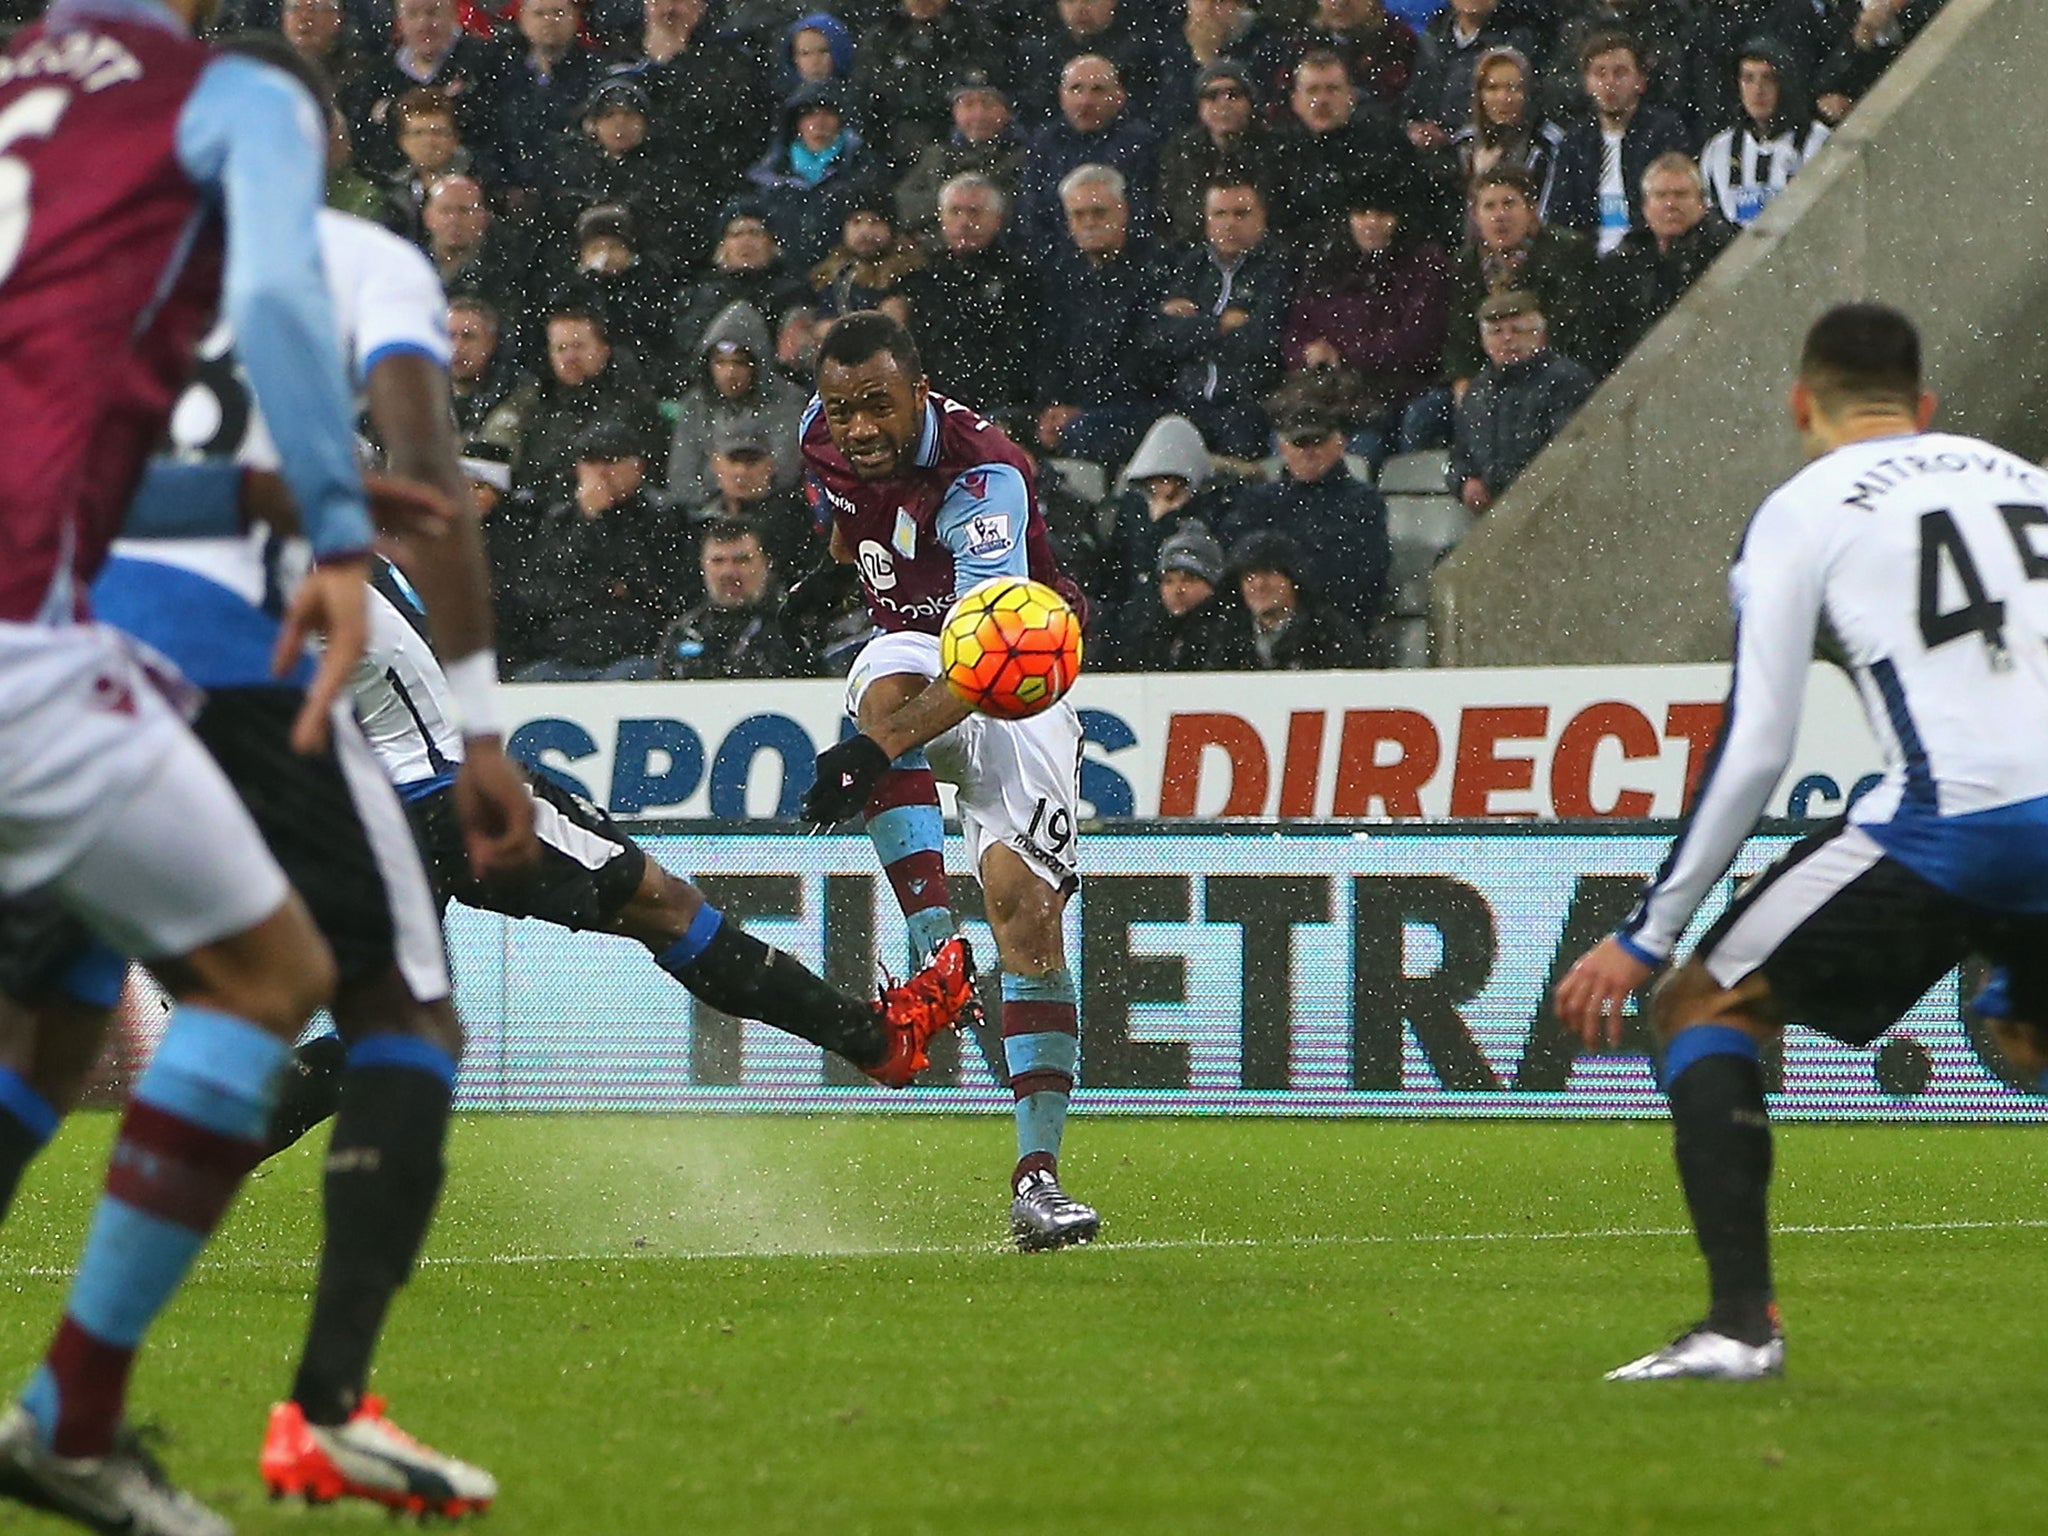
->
xmin=0 ymin=1066 xmax=58 ymax=1222
xmin=22 ymin=1006 xmax=286 ymax=1456
xmin=290 ymin=1036 xmax=454 ymax=1427
xmin=862 ymin=752 xmax=956 ymax=966
xmin=1662 ymin=1025 xmax=1777 ymax=1346
xmin=1002 ymin=970 xmax=1079 ymax=1189
xmin=659 ymin=904 xmax=886 ymax=1068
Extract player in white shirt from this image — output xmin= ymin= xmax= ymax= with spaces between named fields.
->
xmin=1555 ymin=303 xmax=2048 ymax=1382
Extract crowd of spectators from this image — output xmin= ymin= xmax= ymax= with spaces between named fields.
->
xmin=220 ymin=0 xmax=1942 ymax=676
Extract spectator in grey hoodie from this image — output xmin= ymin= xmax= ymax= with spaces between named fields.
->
xmin=664 ymin=300 xmax=808 ymax=507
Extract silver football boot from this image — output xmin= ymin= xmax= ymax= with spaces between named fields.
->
xmin=0 ymin=1403 xmax=230 ymax=1536
xmin=1606 ymin=1323 xmax=1785 ymax=1381
xmin=1010 ymin=1169 xmax=1100 ymax=1252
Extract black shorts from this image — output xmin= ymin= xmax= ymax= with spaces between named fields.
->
xmin=1694 ymin=818 xmax=2048 ymax=1045
xmin=407 ymin=770 xmax=646 ymax=932
xmin=0 ymin=689 xmax=447 ymax=1002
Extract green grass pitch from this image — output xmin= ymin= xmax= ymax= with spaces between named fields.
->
xmin=0 ymin=1114 xmax=2041 ymax=1535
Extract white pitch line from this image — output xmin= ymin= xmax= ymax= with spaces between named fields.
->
xmin=1 ymin=1216 xmax=2039 ymax=1280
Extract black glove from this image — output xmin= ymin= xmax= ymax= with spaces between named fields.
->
xmin=802 ymin=732 xmax=891 ymax=826
xmin=778 ymin=558 xmax=860 ymax=651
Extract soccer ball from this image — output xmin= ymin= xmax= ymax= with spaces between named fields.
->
xmin=938 ymin=577 xmax=1084 ymax=720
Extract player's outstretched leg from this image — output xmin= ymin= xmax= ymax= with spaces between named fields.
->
xmin=620 ymin=864 xmax=974 ymax=1087
xmin=1609 ymin=970 xmax=1783 ymax=1382
xmin=979 ymin=846 xmax=1096 ymax=1252
xmin=861 ymin=748 xmax=959 ymax=968
xmin=263 ymin=978 xmax=495 ymax=1519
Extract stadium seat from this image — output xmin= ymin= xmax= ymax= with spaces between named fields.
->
xmin=1383 ymin=481 xmax=1474 ymax=668
xmin=1375 ymin=449 xmax=1452 ymax=496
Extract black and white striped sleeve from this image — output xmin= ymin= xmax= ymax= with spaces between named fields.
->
xmin=1616 ymin=492 xmax=1829 ymax=965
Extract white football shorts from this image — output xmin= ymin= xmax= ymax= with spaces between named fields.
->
xmin=846 ymin=629 xmax=1082 ymax=894
xmin=0 ymin=622 xmax=288 ymax=958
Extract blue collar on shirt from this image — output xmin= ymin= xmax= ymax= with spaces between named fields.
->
xmin=46 ymin=0 xmax=185 ymax=33
xmin=913 ymin=400 xmax=941 ymax=469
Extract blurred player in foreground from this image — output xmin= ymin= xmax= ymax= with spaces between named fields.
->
xmin=792 ymin=313 xmax=1100 ymax=1251
xmin=1556 ymin=303 xmax=2048 ymax=1381
xmin=0 ymin=4 xmax=390 ymax=1531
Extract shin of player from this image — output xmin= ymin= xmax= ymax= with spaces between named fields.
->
xmin=864 ymin=748 xmax=957 ymax=968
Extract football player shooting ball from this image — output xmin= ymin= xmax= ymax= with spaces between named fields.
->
xmin=795 ymin=313 xmax=1100 ymax=1251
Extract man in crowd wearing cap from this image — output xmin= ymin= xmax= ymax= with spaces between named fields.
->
xmin=694 ymin=419 xmax=815 ymax=581
xmin=497 ymin=419 xmax=686 ymax=679
xmin=1449 ymin=289 xmax=1596 ymax=510
xmin=1032 ymin=163 xmax=1161 ymax=468
xmin=500 ymin=0 xmax=607 ymax=185
xmin=1016 ymin=54 xmax=1161 ymax=265
xmin=424 ymin=174 xmax=538 ymax=337
xmin=661 ymin=518 xmax=803 ymax=680
xmin=852 ymin=0 xmax=1004 ymax=172
xmin=1112 ymin=522 xmax=1236 ymax=672
xmin=1158 ymin=61 xmax=1276 ymax=244
xmin=1211 ymin=529 xmax=1379 ymax=668
xmin=1018 ymin=0 xmax=1165 ymax=127
xmin=899 ymin=174 xmax=1038 ymax=419
xmin=1143 ymin=179 xmax=1293 ymax=460
xmin=1220 ymin=402 xmax=1392 ymax=633
xmin=1267 ymin=48 xmax=1435 ymax=247
xmin=893 ymin=73 xmax=1031 ymax=238
xmin=515 ymin=299 xmax=665 ymax=505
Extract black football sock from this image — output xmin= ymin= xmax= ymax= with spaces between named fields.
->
xmin=264 ymin=1033 xmax=349 ymax=1158
xmin=657 ymin=905 xmax=886 ymax=1068
xmin=291 ymin=1041 xmax=454 ymax=1427
xmin=1663 ymin=1026 xmax=1776 ymax=1345
xmin=0 ymin=1068 xmax=58 ymax=1222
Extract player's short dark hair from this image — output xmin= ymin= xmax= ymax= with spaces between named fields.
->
xmin=814 ymin=311 xmax=923 ymax=383
xmin=220 ymin=32 xmax=336 ymax=120
xmin=1579 ymin=29 xmax=1643 ymax=73
xmin=1800 ymin=303 xmax=1922 ymax=410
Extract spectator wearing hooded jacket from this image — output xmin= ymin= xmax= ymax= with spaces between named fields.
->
xmin=1697 ymin=41 xmax=1828 ymax=227
xmin=1143 ymin=181 xmax=1293 ymax=460
xmin=1099 ymin=413 xmax=1240 ymax=620
xmin=776 ymin=11 xmax=857 ymax=99
xmin=1208 ymin=529 xmax=1379 ymax=669
xmin=1676 ymin=0 xmax=1832 ymax=136
xmin=554 ymin=78 xmax=702 ymax=261
xmin=1157 ymin=61 xmax=1278 ymax=245
xmin=747 ymin=80 xmax=885 ymax=270
xmin=665 ymin=300 xmax=807 ymax=507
